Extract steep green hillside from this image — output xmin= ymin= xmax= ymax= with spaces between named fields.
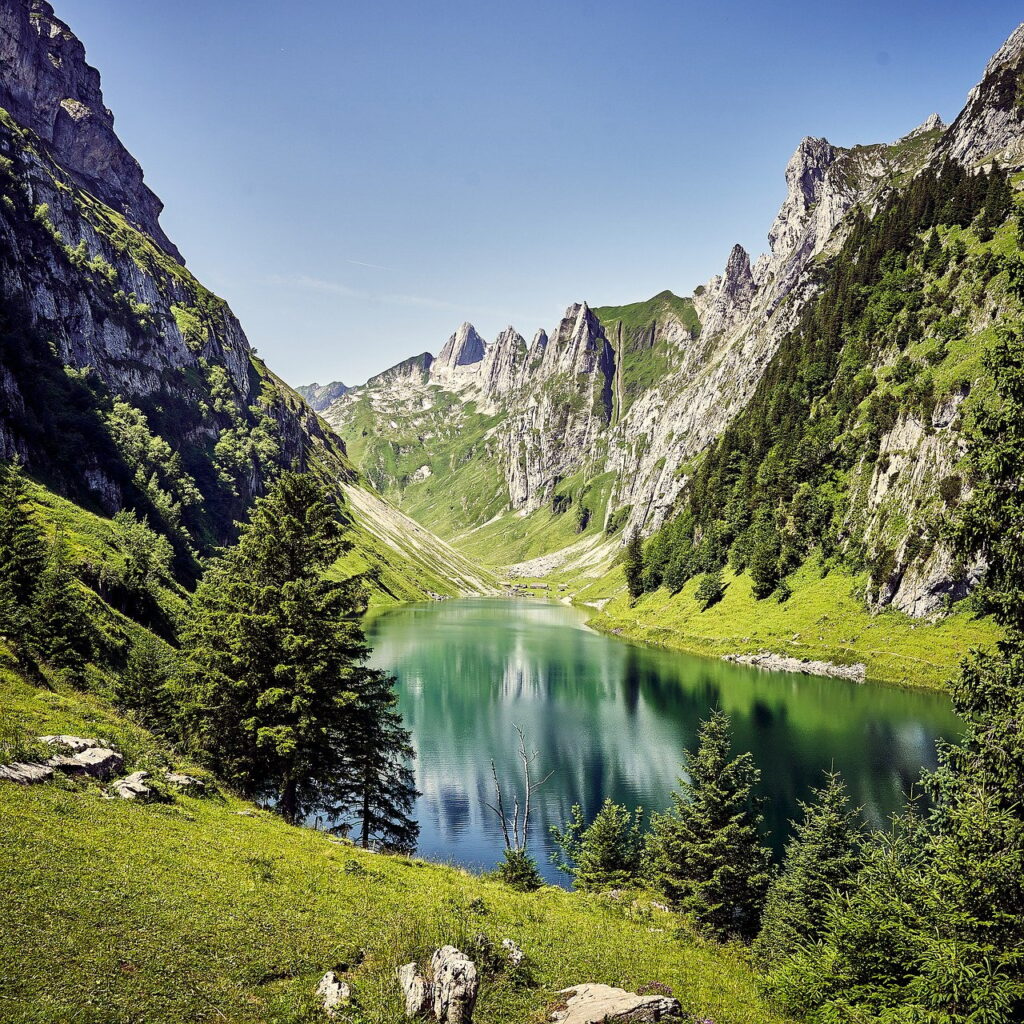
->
xmin=0 ymin=666 xmax=785 ymax=1024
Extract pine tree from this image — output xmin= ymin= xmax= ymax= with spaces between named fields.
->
xmin=752 ymin=772 xmax=862 ymax=972
xmin=647 ymin=710 xmax=772 ymax=941
xmin=115 ymin=633 xmax=177 ymax=734
xmin=694 ymin=568 xmax=726 ymax=609
xmin=747 ymin=516 xmax=781 ymax=599
xmin=0 ymin=460 xmax=46 ymax=652
xmin=337 ymin=666 xmax=419 ymax=852
xmin=623 ymin=530 xmax=645 ymax=599
xmin=178 ymin=472 xmax=418 ymax=834
xmin=923 ymin=227 xmax=944 ymax=275
xmin=550 ymin=798 xmax=646 ymax=891
xmin=31 ymin=545 xmax=95 ymax=676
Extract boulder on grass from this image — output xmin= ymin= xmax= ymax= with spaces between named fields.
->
xmin=38 ymin=735 xmax=97 ymax=753
xmin=431 ymin=946 xmax=478 ymax=1024
xmin=112 ymin=771 xmax=151 ymax=800
xmin=0 ymin=762 xmax=54 ymax=784
xmin=48 ymin=747 xmax=123 ymax=780
xmin=315 ymin=971 xmax=351 ymax=1017
xmin=165 ymin=771 xmax=205 ymax=793
xmin=397 ymin=962 xmax=433 ymax=1017
xmin=552 ymin=984 xmax=682 ymax=1024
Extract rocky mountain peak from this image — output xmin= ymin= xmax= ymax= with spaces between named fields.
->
xmin=939 ymin=21 xmax=1024 ymax=168
xmin=297 ymin=381 xmax=349 ymax=412
xmin=906 ymin=112 xmax=945 ymax=139
xmin=0 ymin=0 xmax=182 ymax=260
xmin=767 ymin=136 xmax=841 ymax=259
xmin=481 ymin=326 xmax=527 ymax=398
xmin=694 ymin=244 xmax=755 ymax=339
xmin=436 ymin=322 xmax=486 ymax=372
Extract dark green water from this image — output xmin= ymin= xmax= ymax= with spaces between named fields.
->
xmin=365 ymin=598 xmax=961 ymax=885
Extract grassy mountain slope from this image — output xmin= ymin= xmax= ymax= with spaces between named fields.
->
xmin=577 ymin=559 xmax=997 ymax=689
xmin=0 ymin=666 xmax=784 ymax=1024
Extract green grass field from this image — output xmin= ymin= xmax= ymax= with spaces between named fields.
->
xmin=580 ymin=559 xmax=997 ymax=690
xmin=0 ymin=666 xmax=786 ymax=1024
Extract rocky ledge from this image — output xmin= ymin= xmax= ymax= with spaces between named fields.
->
xmin=724 ymin=651 xmax=867 ymax=682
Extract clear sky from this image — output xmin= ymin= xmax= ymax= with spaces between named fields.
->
xmin=56 ymin=1 xmax=1023 ymax=387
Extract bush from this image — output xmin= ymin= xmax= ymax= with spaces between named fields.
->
xmin=550 ymin=799 xmax=646 ymax=891
xmin=495 ymin=848 xmax=543 ymax=891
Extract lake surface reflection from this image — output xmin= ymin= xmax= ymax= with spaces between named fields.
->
xmin=365 ymin=598 xmax=960 ymax=884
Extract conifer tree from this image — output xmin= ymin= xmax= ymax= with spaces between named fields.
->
xmin=550 ymin=798 xmax=646 ymax=891
xmin=646 ymin=710 xmax=772 ymax=941
xmin=178 ymin=472 xmax=418 ymax=837
xmin=694 ymin=567 xmax=726 ymax=609
xmin=31 ymin=544 xmax=95 ymax=676
xmin=0 ymin=461 xmax=45 ymax=605
xmin=337 ymin=666 xmax=419 ymax=852
xmin=752 ymin=771 xmax=862 ymax=972
xmin=623 ymin=530 xmax=645 ymax=599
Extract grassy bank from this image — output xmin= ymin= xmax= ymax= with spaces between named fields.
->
xmin=0 ymin=667 xmax=785 ymax=1024
xmin=579 ymin=560 xmax=997 ymax=690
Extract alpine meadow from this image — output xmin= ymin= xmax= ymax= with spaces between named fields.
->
xmin=2 ymin=2 xmax=1024 ymax=1023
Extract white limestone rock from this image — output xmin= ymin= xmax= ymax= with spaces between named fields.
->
xmin=39 ymin=734 xmax=97 ymax=752
xmin=397 ymin=962 xmax=433 ymax=1018
xmin=47 ymin=747 xmax=123 ymax=780
xmin=0 ymin=762 xmax=54 ymax=784
xmin=431 ymin=946 xmax=478 ymax=1024
xmin=112 ymin=770 xmax=151 ymax=800
xmin=315 ymin=971 xmax=351 ymax=1017
xmin=552 ymin=984 xmax=681 ymax=1023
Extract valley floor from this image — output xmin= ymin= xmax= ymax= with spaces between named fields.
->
xmin=0 ymin=663 xmax=785 ymax=1024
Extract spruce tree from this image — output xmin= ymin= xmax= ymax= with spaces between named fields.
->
xmin=752 ymin=771 xmax=862 ymax=972
xmin=623 ymin=530 xmax=645 ymax=599
xmin=178 ymin=472 xmax=418 ymax=836
xmin=694 ymin=568 xmax=726 ymax=609
xmin=31 ymin=545 xmax=95 ymax=676
xmin=337 ymin=666 xmax=419 ymax=852
xmin=647 ymin=710 xmax=772 ymax=941
xmin=0 ymin=460 xmax=46 ymax=652
xmin=550 ymin=798 xmax=646 ymax=891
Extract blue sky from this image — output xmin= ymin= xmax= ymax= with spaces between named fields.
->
xmin=57 ymin=1 xmax=1023 ymax=386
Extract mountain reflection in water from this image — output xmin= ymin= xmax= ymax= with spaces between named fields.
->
xmin=360 ymin=598 xmax=960 ymax=884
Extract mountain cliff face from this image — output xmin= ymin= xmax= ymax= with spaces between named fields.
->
xmin=320 ymin=21 xmax=1024 ymax=618
xmin=0 ymin=0 xmax=491 ymax=596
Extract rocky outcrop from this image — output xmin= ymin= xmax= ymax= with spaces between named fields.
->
xmin=0 ymin=0 xmax=181 ymax=258
xmin=111 ymin=770 xmax=151 ymax=800
xmin=481 ymin=327 xmax=527 ymax=400
xmin=435 ymin=323 xmax=486 ymax=377
xmin=0 ymin=762 xmax=54 ymax=784
xmin=724 ymin=652 xmax=867 ymax=683
xmin=940 ymin=22 xmax=1024 ymax=168
xmin=551 ymin=984 xmax=681 ymax=1024
xmin=47 ymin=746 xmax=123 ymax=779
xmin=397 ymin=947 xmax=478 ymax=1023
xmin=397 ymin=962 xmax=433 ymax=1017
xmin=431 ymin=946 xmax=478 ymax=1024
xmin=315 ymin=971 xmax=351 ymax=1017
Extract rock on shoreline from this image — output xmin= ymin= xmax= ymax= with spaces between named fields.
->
xmin=724 ymin=651 xmax=867 ymax=682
